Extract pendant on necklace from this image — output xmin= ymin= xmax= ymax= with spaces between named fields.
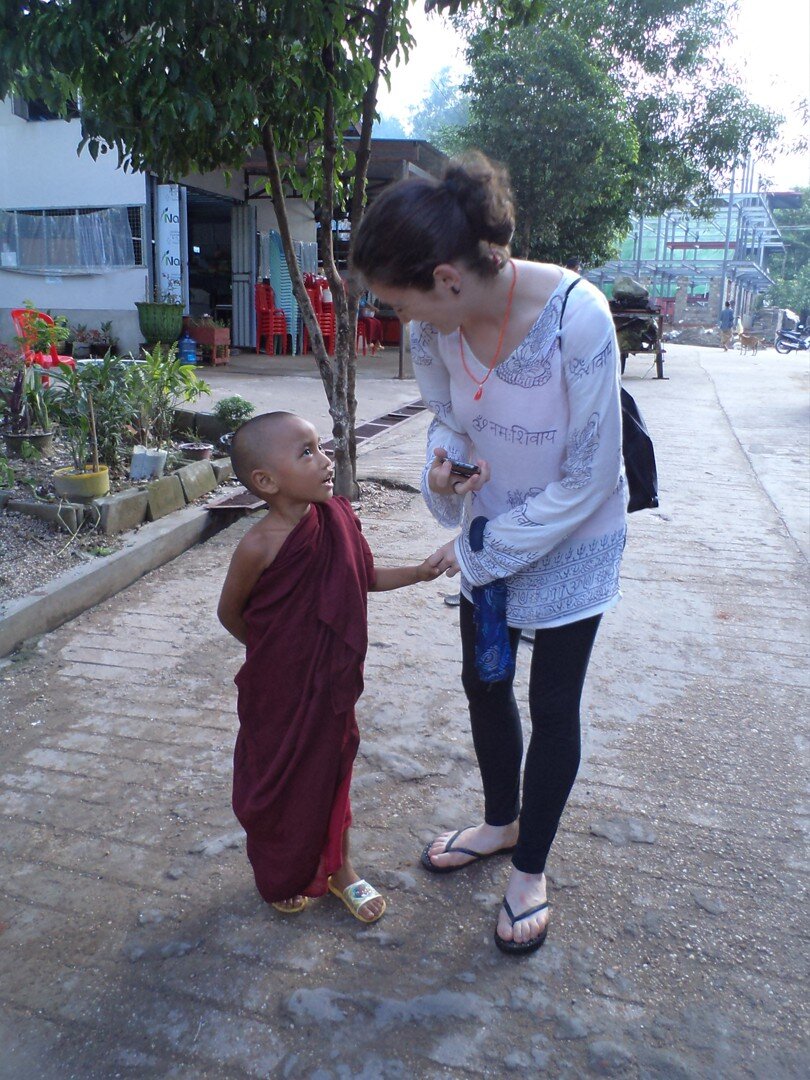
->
xmin=474 ymin=386 xmax=483 ymax=401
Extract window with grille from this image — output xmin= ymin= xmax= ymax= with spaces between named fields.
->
xmin=0 ymin=206 xmax=145 ymax=271
xmin=11 ymin=96 xmax=81 ymax=121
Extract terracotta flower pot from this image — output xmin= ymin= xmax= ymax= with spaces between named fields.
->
xmin=53 ymin=465 xmax=110 ymax=500
xmin=177 ymin=442 xmax=214 ymax=461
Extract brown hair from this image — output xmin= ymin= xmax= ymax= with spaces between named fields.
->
xmin=351 ymin=151 xmax=515 ymax=290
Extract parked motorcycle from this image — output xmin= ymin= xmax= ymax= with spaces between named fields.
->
xmin=775 ymin=325 xmax=810 ymax=353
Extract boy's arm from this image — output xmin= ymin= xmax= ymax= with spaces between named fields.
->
xmin=370 ymin=554 xmax=442 ymax=592
xmin=217 ymin=531 xmax=275 ymax=644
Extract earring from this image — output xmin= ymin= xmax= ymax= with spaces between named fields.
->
xmin=451 ymin=285 xmax=461 ymax=295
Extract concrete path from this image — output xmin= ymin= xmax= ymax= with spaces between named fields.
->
xmin=192 ymin=348 xmax=422 ymax=435
xmin=1 ymin=344 xmax=807 ymax=1079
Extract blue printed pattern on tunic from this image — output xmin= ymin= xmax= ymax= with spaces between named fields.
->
xmin=411 ymin=323 xmax=438 ymax=366
xmin=411 ymin=270 xmax=626 ymax=628
xmin=567 ymin=335 xmax=614 ymax=383
xmin=495 ymin=294 xmax=563 ymax=388
xmin=561 ymin=412 xmax=600 ymax=489
xmin=462 ymin=528 xmax=626 ymax=626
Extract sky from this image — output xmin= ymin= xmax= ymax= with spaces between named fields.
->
xmin=377 ymin=0 xmax=810 ymax=190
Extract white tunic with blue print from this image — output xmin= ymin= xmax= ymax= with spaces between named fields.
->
xmin=413 ymin=270 xmax=627 ymax=629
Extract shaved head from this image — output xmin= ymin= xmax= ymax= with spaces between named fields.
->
xmin=230 ymin=411 xmax=301 ymax=495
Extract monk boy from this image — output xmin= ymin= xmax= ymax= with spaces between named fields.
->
xmin=217 ymin=412 xmax=441 ymax=922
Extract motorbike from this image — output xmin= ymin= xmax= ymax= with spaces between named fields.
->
xmin=775 ymin=325 xmax=810 ymax=354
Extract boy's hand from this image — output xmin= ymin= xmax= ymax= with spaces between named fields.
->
xmin=418 ymin=554 xmax=444 ymax=582
xmin=428 ymin=448 xmax=490 ymax=497
xmin=428 ymin=540 xmax=460 ymax=578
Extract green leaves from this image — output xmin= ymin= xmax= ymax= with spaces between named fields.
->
xmin=450 ymin=1 xmax=783 ymax=263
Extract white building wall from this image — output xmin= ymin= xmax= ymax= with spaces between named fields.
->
xmin=255 ymin=197 xmax=315 ymax=243
xmin=0 ymin=101 xmax=318 ymax=353
xmin=180 ymin=170 xmax=317 ymax=244
xmin=0 ymin=99 xmax=148 ymax=352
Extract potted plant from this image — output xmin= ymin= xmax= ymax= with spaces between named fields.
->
xmin=69 ymin=323 xmax=92 ymax=360
xmin=213 ymin=395 xmax=255 ymax=431
xmin=88 ymin=321 xmax=119 ymax=358
xmin=136 ymin=285 xmax=184 ymax=347
xmin=185 ymin=314 xmax=230 ymax=365
xmin=177 ymin=438 xmax=215 ymax=461
xmin=0 ymin=366 xmax=55 ymax=458
xmin=67 ymin=352 xmax=134 ymax=476
xmin=127 ymin=344 xmax=210 ymax=479
xmin=48 ymin=362 xmax=111 ymax=498
xmin=14 ymin=302 xmax=70 ymax=358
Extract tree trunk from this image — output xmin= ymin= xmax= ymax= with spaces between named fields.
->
xmin=319 ymin=44 xmax=358 ymax=500
xmin=345 ymin=0 xmax=395 ymax=471
xmin=261 ymin=123 xmax=355 ymax=498
xmin=259 ymin=2 xmax=394 ymax=501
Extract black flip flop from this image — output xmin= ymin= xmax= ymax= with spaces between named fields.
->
xmin=420 ymin=828 xmax=517 ymax=874
xmin=494 ymin=898 xmax=549 ymax=955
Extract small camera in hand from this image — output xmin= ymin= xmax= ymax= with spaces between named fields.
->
xmin=448 ymin=460 xmax=481 ymax=479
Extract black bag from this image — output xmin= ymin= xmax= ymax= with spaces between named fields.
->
xmin=560 ymin=278 xmax=659 ymax=513
xmin=620 ymin=386 xmax=659 ymax=512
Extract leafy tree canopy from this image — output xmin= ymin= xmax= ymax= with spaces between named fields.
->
xmin=409 ymin=66 xmax=469 ymax=147
xmin=373 ymin=114 xmax=408 ymax=139
xmin=0 ymin=1 xmax=414 ymax=204
xmin=459 ymin=28 xmax=639 ymax=266
xmin=451 ymin=0 xmax=783 ymax=264
xmin=767 ymin=188 xmax=810 ymax=319
xmin=0 ymin=0 xmax=552 ymax=494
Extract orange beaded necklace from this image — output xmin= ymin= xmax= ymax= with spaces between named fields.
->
xmin=458 ymin=259 xmax=518 ymax=401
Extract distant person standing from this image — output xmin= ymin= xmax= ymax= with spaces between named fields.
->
xmin=719 ymin=301 xmax=735 ymax=351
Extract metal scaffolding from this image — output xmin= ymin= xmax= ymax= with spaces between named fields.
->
xmin=589 ymin=163 xmax=787 ymax=320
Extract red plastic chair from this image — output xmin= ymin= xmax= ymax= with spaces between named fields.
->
xmin=357 ymin=314 xmax=383 ymax=356
xmin=11 ymin=308 xmax=75 ymax=373
xmin=302 ymin=280 xmax=335 ymax=355
xmin=255 ymin=283 xmax=290 ymax=355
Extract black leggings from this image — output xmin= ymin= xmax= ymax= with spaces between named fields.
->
xmin=459 ymin=596 xmax=602 ymax=875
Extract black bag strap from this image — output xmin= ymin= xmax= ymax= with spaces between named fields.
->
xmin=558 ymin=275 xmax=581 ymax=330
xmin=557 ymin=272 xmax=659 ymax=512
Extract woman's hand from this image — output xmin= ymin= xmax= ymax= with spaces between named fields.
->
xmin=428 ymin=448 xmax=490 ymax=498
xmin=429 ymin=539 xmax=461 ymax=578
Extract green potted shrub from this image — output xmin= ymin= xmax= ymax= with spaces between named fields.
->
xmin=127 ymin=343 xmax=210 ymax=479
xmin=136 ymin=286 xmax=184 ymax=347
xmin=48 ymin=362 xmax=111 ymax=498
xmin=65 ymin=353 xmax=134 ymax=476
xmin=197 ymin=394 xmax=256 ymax=450
xmin=213 ymin=395 xmax=255 ymax=431
xmin=69 ymin=323 xmax=92 ymax=360
xmin=0 ymin=366 xmax=55 ymax=458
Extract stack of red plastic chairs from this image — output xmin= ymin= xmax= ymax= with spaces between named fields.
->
xmin=302 ymin=275 xmax=335 ymax=355
xmin=255 ymin=282 xmax=290 ymax=355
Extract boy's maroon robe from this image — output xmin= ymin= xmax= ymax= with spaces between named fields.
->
xmin=232 ymin=497 xmax=375 ymax=902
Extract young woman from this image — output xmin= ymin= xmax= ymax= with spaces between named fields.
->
xmin=352 ymin=152 xmax=627 ymax=955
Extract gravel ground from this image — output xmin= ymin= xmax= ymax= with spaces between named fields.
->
xmin=0 ymin=474 xmax=415 ymax=606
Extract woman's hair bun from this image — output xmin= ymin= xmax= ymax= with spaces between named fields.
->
xmin=351 ymin=149 xmax=516 ymax=289
xmin=442 ymin=153 xmax=514 ymax=249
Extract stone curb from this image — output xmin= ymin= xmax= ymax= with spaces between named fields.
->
xmin=0 ymin=410 xmax=425 ymax=660
xmin=0 ymin=504 xmax=233 ymax=659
